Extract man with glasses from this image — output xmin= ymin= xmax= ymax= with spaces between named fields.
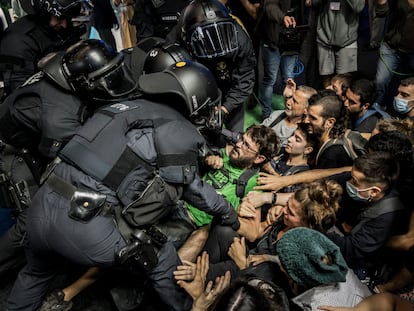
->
xmin=163 ymin=124 xmax=278 ymax=250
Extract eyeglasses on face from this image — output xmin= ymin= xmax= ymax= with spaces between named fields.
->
xmin=238 ymin=135 xmax=259 ymax=155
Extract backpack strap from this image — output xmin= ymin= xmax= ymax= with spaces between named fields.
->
xmin=354 ymin=110 xmax=377 ymax=128
xmin=283 ymin=164 xmax=309 ymax=176
xmin=234 ymin=167 xmax=259 ymax=198
xmin=354 ymin=103 xmax=391 ymax=128
xmin=268 ymin=112 xmax=287 ymax=128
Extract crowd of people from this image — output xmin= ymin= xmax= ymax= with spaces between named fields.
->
xmin=0 ymin=0 xmax=414 ymax=310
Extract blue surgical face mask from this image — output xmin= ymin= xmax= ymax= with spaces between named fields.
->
xmin=393 ymin=97 xmax=413 ymax=114
xmin=346 ymin=181 xmax=374 ymax=202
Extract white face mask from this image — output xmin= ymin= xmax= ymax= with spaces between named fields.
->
xmin=393 ymin=97 xmax=413 ymax=114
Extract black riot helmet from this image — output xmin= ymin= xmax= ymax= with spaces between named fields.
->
xmin=21 ymin=0 xmax=82 ymax=18
xmin=180 ymin=0 xmax=238 ymax=59
xmin=143 ymin=42 xmax=193 ymax=74
xmin=138 ymin=60 xmax=222 ymax=130
xmin=39 ymin=39 xmax=137 ymax=100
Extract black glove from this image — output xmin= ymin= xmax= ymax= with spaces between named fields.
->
xmin=209 ymin=108 xmax=228 ymax=131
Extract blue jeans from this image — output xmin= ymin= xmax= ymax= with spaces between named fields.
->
xmin=376 ymin=42 xmax=414 ymax=107
xmin=259 ymin=44 xmax=298 ymax=118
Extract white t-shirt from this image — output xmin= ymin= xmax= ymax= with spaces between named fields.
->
xmin=292 ymin=269 xmax=372 ymax=311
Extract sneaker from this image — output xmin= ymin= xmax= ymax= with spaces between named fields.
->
xmin=38 ymin=290 xmax=73 ymax=311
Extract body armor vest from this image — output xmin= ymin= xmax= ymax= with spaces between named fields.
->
xmin=0 ymin=73 xmax=86 ymax=159
xmin=59 ymin=99 xmax=205 ymax=206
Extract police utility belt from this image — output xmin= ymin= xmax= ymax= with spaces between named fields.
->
xmin=43 ymin=161 xmax=167 ymax=272
xmin=44 ymin=169 xmax=113 ymax=222
xmin=0 ymin=141 xmax=37 ymax=213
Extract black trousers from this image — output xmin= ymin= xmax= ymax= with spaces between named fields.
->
xmin=0 ymin=209 xmax=27 ymax=281
xmin=6 ymin=183 xmax=192 ymax=311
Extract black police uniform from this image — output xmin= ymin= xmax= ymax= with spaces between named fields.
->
xmin=0 ymin=15 xmax=83 ymax=98
xmin=0 ymin=71 xmax=88 ymax=280
xmin=7 ymin=99 xmax=239 ymax=311
xmin=168 ymin=22 xmax=256 ymax=134
xmin=131 ymin=0 xmax=190 ymax=42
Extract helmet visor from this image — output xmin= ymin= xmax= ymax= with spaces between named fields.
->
xmin=95 ymin=63 xmax=137 ymax=98
xmin=46 ymin=0 xmax=82 ymax=18
xmin=189 ymin=21 xmax=238 ymax=58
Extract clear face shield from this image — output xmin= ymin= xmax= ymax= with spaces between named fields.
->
xmin=41 ymin=0 xmax=82 ymax=18
xmin=189 ymin=89 xmax=223 ymax=132
xmin=89 ymin=62 xmax=138 ymax=98
xmin=188 ymin=21 xmax=239 ymax=59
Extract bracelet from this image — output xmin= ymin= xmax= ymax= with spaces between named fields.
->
xmin=271 ymin=192 xmax=278 ymax=205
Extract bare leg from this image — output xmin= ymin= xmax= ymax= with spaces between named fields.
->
xmin=178 ymin=225 xmax=210 ymax=263
xmin=62 ymin=267 xmax=100 ymax=301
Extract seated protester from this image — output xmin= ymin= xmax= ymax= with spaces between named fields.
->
xmin=245 ymin=122 xmax=319 ymax=217
xmin=364 ymin=131 xmax=414 ymax=219
xmin=252 ymin=125 xmax=411 ymax=209
xmin=304 ymin=92 xmax=366 ymax=169
xmin=262 ymin=83 xmax=317 ymax=148
xmin=176 ymin=179 xmax=342 ymax=283
xmin=277 ymin=228 xmax=372 ymax=310
xmin=174 ymin=125 xmax=278 ymax=235
xmin=392 ymin=76 xmax=414 ymax=122
xmin=325 ymin=73 xmax=353 ymax=102
xmin=327 ymin=152 xmax=407 ymax=285
xmin=344 ymin=79 xmax=390 ymax=139
xmin=328 ymin=130 xmax=414 ymax=241
xmin=262 ymin=122 xmax=319 ymax=193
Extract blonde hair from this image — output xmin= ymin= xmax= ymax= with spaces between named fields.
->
xmin=294 ymin=180 xmax=342 ymax=233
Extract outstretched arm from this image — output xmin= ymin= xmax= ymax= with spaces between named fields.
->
xmin=255 ymin=167 xmax=351 ymax=191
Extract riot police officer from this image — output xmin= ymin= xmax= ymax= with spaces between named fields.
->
xmin=131 ymin=0 xmax=190 ymax=42
xmin=168 ymin=0 xmax=256 ymax=135
xmin=6 ymin=61 xmax=240 ymax=311
xmin=122 ymin=36 xmax=193 ymax=81
xmin=0 ymin=39 xmax=137 ymax=281
xmin=0 ymin=0 xmax=86 ymax=98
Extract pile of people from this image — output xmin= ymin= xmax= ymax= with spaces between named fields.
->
xmin=0 ymin=0 xmax=414 ymax=311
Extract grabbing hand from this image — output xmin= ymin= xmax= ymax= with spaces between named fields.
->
xmin=174 ymin=260 xmax=196 ymax=282
xmin=245 ymin=191 xmax=272 ymax=208
xmin=249 ymin=254 xmax=271 ymax=266
xmin=228 ymin=237 xmax=249 ymax=269
xmin=255 ymin=172 xmax=289 ymax=191
xmin=237 ymin=199 xmax=257 ymax=218
xmin=176 ymin=252 xmax=209 ymax=300
xmin=266 ymin=205 xmax=284 ymax=225
xmin=192 ymin=271 xmax=231 ymax=311
xmin=205 ymin=155 xmax=224 ymax=170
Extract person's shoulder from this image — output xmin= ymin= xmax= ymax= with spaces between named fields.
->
xmin=355 ymin=113 xmax=379 ymax=133
xmin=1 ymin=16 xmax=35 ymax=38
xmin=317 ymin=143 xmax=353 ymax=168
xmin=261 ymin=110 xmax=285 ymax=127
